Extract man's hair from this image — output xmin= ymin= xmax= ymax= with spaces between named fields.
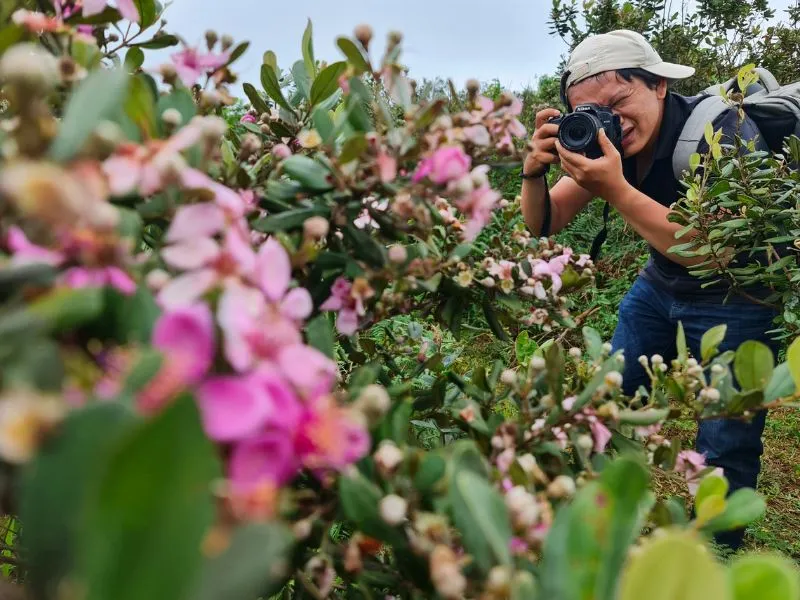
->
xmin=560 ymin=67 xmax=666 ymax=109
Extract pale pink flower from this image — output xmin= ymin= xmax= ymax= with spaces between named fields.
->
xmin=169 ymin=46 xmax=230 ymax=88
xmin=675 ymin=450 xmax=707 ymax=481
xmin=320 ymin=277 xmax=374 ymax=336
xmin=272 ymin=143 xmax=292 ymax=159
xmin=376 ymin=151 xmax=397 ymax=183
xmin=81 ymin=0 xmax=139 ymax=21
xmin=240 ymin=114 xmax=257 ymax=125
xmin=488 ymin=260 xmax=515 ymax=281
xmin=589 ymin=420 xmax=612 ymax=453
xmin=12 ymin=10 xmax=63 ymax=32
xmin=454 ymin=184 xmax=500 ymax=241
xmin=412 ymin=146 xmax=471 ymax=185
xmin=562 ymin=396 xmax=576 ymax=411
xmin=463 ymin=125 xmax=490 ymax=147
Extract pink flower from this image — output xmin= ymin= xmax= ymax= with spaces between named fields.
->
xmin=589 ymin=420 xmax=612 ymax=453
xmin=230 ymin=429 xmax=301 ymax=488
xmin=272 ymin=143 xmax=292 ymax=159
xmin=509 ymin=537 xmax=529 ymax=555
xmin=169 ymin=46 xmax=230 ymax=88
xmin=152 ymin=303 xmax=216 ymax=386
xmin=240 ymin=114 xmax=257 ymax=125
xmin=81 ymin=0 xmax=139 ymax=21
xmin=197 ymin=375 xmax=274 ymax=442
xmin=454 ymin=184 xmax=500 ymax=241
xmin=412 ymin=146 xmax=471 ymax=185
xmin=463 ymin=125 xmax=490 ymax=147
xmin=321 ymin=277 xmax=375 ymax=335
xmin=12 ymin=9 xmax=63 ymax=32
xmin=376 ymin=151 xmax=397 ymax=183
xmin=488 ymin=260 xmax=515 ymax=281
xmin=675 ymin=450 xmax=707 ymax=481
xmin=338 ymin=75 xmax=350 ymax=95
xmin=562 ymin=396 xmax=576 ymax=411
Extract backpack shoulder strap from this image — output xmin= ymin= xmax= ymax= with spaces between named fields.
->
xmin=672 ymin=95 xmax=731 ymax=180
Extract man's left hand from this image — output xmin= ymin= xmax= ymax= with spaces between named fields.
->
xmin=555 ymin=129 xmax=631 ymax=201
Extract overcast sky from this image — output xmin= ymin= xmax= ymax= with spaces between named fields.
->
xmin=154 ymin=0 xmax=797 ymax=94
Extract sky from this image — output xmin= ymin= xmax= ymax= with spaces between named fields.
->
xmin=152 ymin=0 xmax=798 ymax=95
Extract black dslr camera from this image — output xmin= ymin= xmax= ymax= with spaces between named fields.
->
xmin=549 ymin=104 xmax=623 ymax=159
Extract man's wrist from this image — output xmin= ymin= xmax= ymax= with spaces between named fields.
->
xmin=521 ymin=163 xmax=549 ymax=179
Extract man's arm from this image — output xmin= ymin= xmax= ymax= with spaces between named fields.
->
xmin=520 ymin=175 xmax=594 ymax=236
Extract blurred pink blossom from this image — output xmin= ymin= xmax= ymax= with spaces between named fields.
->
xmin=81 ymin=0 xmax=139 ymax=21
xmin=169 ymin=46 xmax=230 ymax=88
xmin=413 ymin=146 xmax=471 ymax=185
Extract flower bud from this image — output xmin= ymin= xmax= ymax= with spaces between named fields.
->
xmin=354 ymin=24 xmax=373 ymax=49
xmin=569 ymin=347 xmax=582 ymax=359
xmin=700 ymin=387 xmax=721 ymax=402
xmin=0 ymin=43 xmax=59 ymax=94
xmin=387 ymin=30 xmax=403 ymax=48
xmin=379 ymin=494 xmax=408 ymax=526
xmin=292 ymin=517 xmax=313 ymax=540
xmin=597 ymin=401 xmax=619 ymax=420
xmin=486 ymin=566 xmax=512 ymax=594
xmin=303 ymin=216 xmax=329 ymax=240
xmin=159 ymin=62 xmax=177 ymax=84
xmin=205 ymin=30 xmax=218 ymax=49
xmin=500 ymin=369 xmax=516 ymax=386
xmin=499 ymin=198 xmax=509 ymax=208
xmin=651 ymin=354 xmax=664 ymax=365
xmin=480 ymin=276 xmax=495 ymax=288
xmin=220 ymin=34 xmax=234 ymax=51
xmin=638 ymin=355 xmax=648 ymax=367
xmin=146 ymin=269 xmax=171 ymax=291
xmin=374 ymin=440 xmax=404 ymax=476
xmin=530 ymin=356 xmax=546 ymax=370
xmin=272 ymin=143 xmax=292 ymax=159
xmin=465 ymin=78 xmax=480 ymax=96
xmin=297 ymin=129 xmax=322 ymax=149
xmin=602 ymin=342 xmax=613 ymax=353
xmin=388 ymin=245 xmax=407 ymax=264
xmin=547 ymin=475 xmax=576 ymax=499
xmin=240 ymin=132 xmax=262 ymax=154
xmin=711 ymin=364 xmax=724 ymax=375
xmin=687 ymin=358 xmax=698 ymax=368
xmin=577 ymin=434 xmax=594 ymax=451
xmin=604 ymin=371 xmax=623 ymax=389
xmin=355 ymin=384 xmax=391 ymax=427
xmin=161 ymin=108 xmax=183 ymax=128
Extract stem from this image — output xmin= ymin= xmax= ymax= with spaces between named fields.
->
xmin=295 ymin=571 xmax=325 ymax=600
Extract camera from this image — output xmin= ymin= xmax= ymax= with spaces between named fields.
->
xmin=549 ymin=104 xmax=623 ymax=159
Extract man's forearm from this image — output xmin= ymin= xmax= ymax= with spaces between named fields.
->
xmin=520 ymin=177 xmax=549 ymax=237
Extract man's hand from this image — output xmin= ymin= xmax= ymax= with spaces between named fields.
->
xmin=555 ymin=129 xmax=630 ymax=201
xmin=523 ymin=108 xmax=562 ymax=177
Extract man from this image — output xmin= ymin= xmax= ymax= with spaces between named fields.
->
xmin=521 ymin=29 xmax=779 ymax=550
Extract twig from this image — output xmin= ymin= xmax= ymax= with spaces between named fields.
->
xmin=295 ymin=571 xmax=325 ymax=600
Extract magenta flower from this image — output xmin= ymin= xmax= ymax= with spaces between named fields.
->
xmin=240 ymin=114 xmax=257 ymax=125
xmin=80 ymin=0 xmax=139 ymax=21
xmin=272 ymin=143 xmax=292 ymax=159
xmin=6 ymin=226 xmax=135 ymax=295
xmin=169 ymin=46 xmax=230 ymax=88
xmin=454 ymin=184 xmax=500 ymax=241
xmin=320 ymin=277 xmax=375 ymax=336
xmin=412 ymin=146 xmax=471 ymax=185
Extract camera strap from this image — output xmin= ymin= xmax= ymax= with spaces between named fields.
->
xmin=589 ymin=201 xmax=611 ymax=262
xmin=540 ymin=178 xmax=552 ymax=238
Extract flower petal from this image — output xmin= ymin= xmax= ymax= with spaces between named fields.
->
xmin=161 ymin=237 xmax=220 ymax=270
xmin=277 ymin=344 xmax=336 ymax=396
xmin=165 ymin=203 xmax=225 ymax=243
xmin=336 ymin=309 xmax=359 ymax=335
xmin=115 ymin=0 xmax=139 ymax=21
xmin=6 ymin=226 xmax=64 ymax=266
xmin=217 ymin=282 xmax=263 ymax=372
xmin=103 ymin=155 xmax=141 ymax=196
xmin=152 ymin=302 xmax=215 ymax=384
xmin=254 ymin=237 xmax=291 ymax=301
xmin=590 ymin=420 xmax=612 ymax=453
xmin=81 ymin=0 xmax=106 ymax=17
xmin=104 ymin=266 xmax=137 ymax=295
xmin=280 ymin=287 xmax=313 ymax=321
xmin=197 ymin=376 xmax=272 ymax=441
xmin=157 ymin=269 xmax=217 ymax=309
xmin=229 ymin=431 xmax=301 ymax=488
xmin=223 ymin=227 xmax=256 ymax=275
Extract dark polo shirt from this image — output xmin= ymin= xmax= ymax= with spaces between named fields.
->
xmin=621 ymin=91 xmax=769 ymax=300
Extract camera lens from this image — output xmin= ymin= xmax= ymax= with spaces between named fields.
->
xmin=558 ymin=113 xmax=598 ymax=152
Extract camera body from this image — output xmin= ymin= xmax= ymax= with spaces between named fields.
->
xmin=549 ymin=104 xmax=623 ymax=159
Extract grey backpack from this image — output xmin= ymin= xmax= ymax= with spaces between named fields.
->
xmin=672 ymin=67 xmax=800 ymax=179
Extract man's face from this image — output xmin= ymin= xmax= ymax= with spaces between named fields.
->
xmin=566 ymin=72 xmax=667 ymax=157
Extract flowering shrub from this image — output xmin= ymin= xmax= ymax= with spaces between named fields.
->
xmin=0 ymin=2 xmax=800 ymax=599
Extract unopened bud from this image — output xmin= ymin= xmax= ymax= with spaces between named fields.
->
xmin=220 ymin=34 xmax=234 ymax=51
xmin=272 ymin=143 xmax=291 ymax=159
xmin=604 ymin=371 xmax=623 ymax=389
xmin=354 ymin=24 xmax=373 ymax=49
xmin=638 ymin=355 xmax=648 ymax=367
xmin=240 ymin=132 xmax=262 ymax=154
xmin=602 ymin=342 xmax=613 ymax=353
xmin=498 ymin=198 xmax=509 ymax=208
xmin=577 ymin=434 xmax=594 ymax=451
xmin=388 ymin=245 xmax=407 ymax=264
xmin=651 ymin=354 xmax=664 ymax=365
xmin=292 ymin=517 xmax=313 ymax=540
xmin=387 ymin=30 xmax=403 ymax=48
xmin=486 ymin=566 xmax=512 ymax=594
xmin=303 ymin=216 xmax=329 ymax=240
xmin=500 ymin=369 xmax=516 ymax=386
xmin=355 ymin=384 xmax=391 ymax=427
xmin=205 ymin=30 xmax=218 ymax=49
xmin=711 ymin=364 xmax=724 ymax=375
xmin=146 ymin=269 xmax=171 ymax=291
xmin=569 ymin=347 xmax=582 ymax=359
xmin=201 ymin=90 xmax=222 ymax=108
xmin=374 ymin=440 xmax=404 ymax=476
xmin=480 ymin=276 xmax=495 ymax=288
xmin=700 ymin=387 xmax=721 ymax=402
xmin=0 ymin=43 xmax=59 ymax=94
xmin=530 ymin=356 xmax=546 ymax=370
xmin=379 ymin=494 xmax=407 ymax=526
xmin=465 ymin=78 xmax=480 ymax=95
xmin=547 ymin=475 xmax=576 ymax=499
xmin=161 ymin=108 xmax=183 ymax=128
xmin=597 ymin=401 xmax=619 ymax=420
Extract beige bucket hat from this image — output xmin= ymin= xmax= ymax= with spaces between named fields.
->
xmin=563 ymin=29 xmax=695 ymax=90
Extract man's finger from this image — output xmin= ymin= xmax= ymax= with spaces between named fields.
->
xmin=555 ymin=140 xmax=588 ymax=168
xmin=534 ymin=123 xmax=559 ymax=139
xmin=598 ymin=129 xmax=619 ymax=157
xmin=535 ymin=108 xmax=562 ymax=128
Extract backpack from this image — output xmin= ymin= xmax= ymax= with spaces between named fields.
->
xmin=589 ymin=67 xmax=800 ymax=261
xmin=671 ymin=67 xmax=800 ymax=180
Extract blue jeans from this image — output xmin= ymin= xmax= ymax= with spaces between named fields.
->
xmin=610 ymin=276 xmax=780 ymax=550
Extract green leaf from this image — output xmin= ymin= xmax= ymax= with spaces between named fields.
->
xmin=301 ymin=19 xmax=316 ymax=79
xmin=617 ymin=408 xmax=670 ymax=425
xmin=343 ymin=225 xmax=386 ymax=268
xmin=689 ymin=152 xmax=702 ymax=173
xmin=132 ymin=34 xmax=180 ymax=50
xmin=281 ymin=155 xmax=334 ymax=191
xmin=482 ymin=300 xmax=509 ymax=341
xmin=787 ymin=337 xmax=800 ymax=390
xmin=243 ymin=83 xmax=269 ymax=116
xmin=124 ymin=74 xmax=157 ymax=139
xmin=704 ymin=122 xmax=715 ymax=146
xmin=312 ymin=106 xmax=335 ymax=145
xmin=619 ymin=531 xmax=730 ymax=600
xmin=310 ymin=61 xmax=348 ymax=106
xmin=291 ymin=60 xmax=311 ymax=100
xmin=20 ymin=403 xmax=138 ymax=600
xmin=124 ymin=47 xmax=145 ymax=71
xmin=49 ymin=68 xmax=130 ymax=161
xmin=734 ymin=340 xmax=774 ymax=390
xmin=78 ymin=394 xmax=221 ymax=600
xmin=252 ymin=205 xmax=330 ymax=233
xmin=511 ymin=572 xmax=538 ymax=600
xmin=261 ymin=64 xmax=293 ymax=113
xmin=582 ymin=326 xmax=603 ymax=361
xmin=339 ymin=473 xmax=405 ymax=546
xmin=0 ymin=25 xmax=23 ymax=57
xmin=765 ymin=362 xmax=796 ymax=403
xmin=28 ymin=287 xmax=104 ymax=334
xmin=574 ymin=352 xmax=625 ymax=410
xmin=67 ymin=7 xmax=122 ymax=24
xmin=263 ymin=51 xmax=278 ymax=72
xmin=227 ymin=41 xmax=250 ymax=64
xmin=414 ymin=454 xmax=446 ymax=494
xmin=306 ymin=313 xmax=335 ymax=358
xmin=729 ymin=553 xmax=800 ymax=600
xmin=676 ymin=321 xmax=688 ymax=362
xmin=190 ymin=524 xmax=295 ymax=600
xmin=449 ymin=470 xmax=512 ymax=573
xmin=701 ymin=324 xmax=727 ymax=362
xmin=133 ymin=0 xmax=159 ymax=28
xmin=514 ymin=331 xmax=537 ymax=367
xmin=339 ymin=134 xmax=368 ymax=163
xmin=695 ymin=475 xmax=729 ymax=515
xmin=702 ymin=488 xmax=766 ymax=534
xmin=336 ymin=37 xmax=371 ymax=74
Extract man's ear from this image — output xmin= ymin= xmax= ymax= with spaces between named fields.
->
xmin=656 ymin=78 xmax=668 ymax=99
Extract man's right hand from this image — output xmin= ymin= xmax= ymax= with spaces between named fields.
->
xmin=523 ymin=108 xmax=562 ymax=177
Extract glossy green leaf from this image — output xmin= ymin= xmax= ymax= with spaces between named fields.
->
xmin=312 ymin=106 xmax=335 ymax=145
xmin=702 ymin=488 xmax=766 ymax=534
xmin=701 ymin=324 xmax=727 ymax=362
xmin=414 ymin=454 xmax=446 ymax=494
xmin=252 ymin=205 xmax=330 ymax=233
xmin=263 ymin=50 xmax=278 ymax=72
xmin=190 ymin=524 xmax=295 ymax=600
xmin=764 ymin=362 xmax=796 ymax=402
xmin=582 ymin=326 xmax=603 ymax=361
xmin=449 ymin=470 xmax=512 ymax=573
xmin=20 ymin=403 xmax=138 ymax=600
xmin=677 ymin=321 xmax=688 ymax=362
xmin=261 ymin=64 xmax=293 ymax=113
xmin=243 ymin=83 xmax=269 ymax=116
xmin=695 ymin=474 xmax=729 ymax=510
xmin=133 ymin=0 xmax=159 ymax=28
xmin=78 ymin=394 xmax=221 ymax=600
xmin=734 ymin=340 xmax=774 ymax=390
xmin=281 ymin=155 xmax=334 ymax=191
xmin=787 ymin=336 xmax=800 ymax=390
xmin=49 ymin=68 xmax=130 ymax=161
xmin=132 ymin=34 xmax=179 ymax=50
xmin=339 ymin=473 xmax=405 ymax=546
xmin=124 ymin=74 xmax=157 ymax=138
xmin=310 ymin=61 xmax=348 ymax=106
xmin=619 ymin=531 xmax=729 ymax=600
xmin=28 ymin=287 xmax=104 ymax=334
xmin=227 ymin=41 xmax=250 ymax=64
xmin=729 ymin=553 xmax=800 ymax=600
xmin=291 ymin=59 xmax=311 ymax=100
xmin=336 ymin=37 xmax=371 ymax=74
xmin=301 ymin=18 xmax=316 ymax=78
xmin=124 ymin=47 xmax=145 ymax=71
